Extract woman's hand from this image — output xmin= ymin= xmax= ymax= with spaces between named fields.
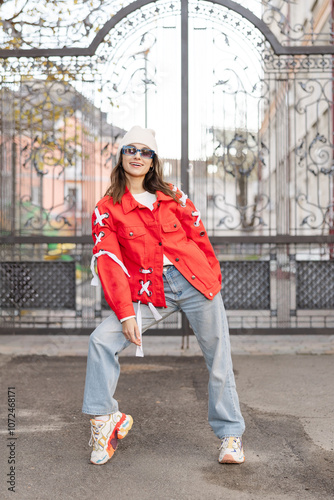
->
xmin=122 ymin=317 xmax=141 ymax=346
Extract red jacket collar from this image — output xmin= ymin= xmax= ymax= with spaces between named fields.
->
xmin=121 ymin=187 xmax=173 ymax=214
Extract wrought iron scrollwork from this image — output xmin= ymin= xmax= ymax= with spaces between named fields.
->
xmin=263 ymin=53 xmax=333 ymax=73
xmin=262 ymin=0 xmax=333 ymax=46
xmin=0 ymin=0 xmax=332 ymax=54
xmin=21 ymin=194 xmax=74 ymax=231
xmin=11 ymin=80 xmax=88 ymax=233
xmin=215 ymin=68 xmax=270 ymax=99
xmin=295 ymin=130 xmax=334 ymax=229
xmin=222 ymin=133 xmax=257 ymax=178
xmin=102 ymin=31 xmax=157 ymax=104
xmin=296 ymin=196 xmax=334 ymax=230
xmin=214 ymin=192 xmax=269 ymax=231
xmin=213 ymin=132 xmax=269 ymax=230
xmin=295 ymin=80 xmax=331 ymax=115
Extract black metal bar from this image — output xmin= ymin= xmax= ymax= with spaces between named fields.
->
xmin=274 ymin=45 xmax=334 ymax=55
xmin=181 ymin=0 xmax=189 ymax=194
xmin=181 ymin=311 xmax=191 ymax=336
xmin=11 ymin=142 xmax=16 ymax=235
xmin=0 ymin=47 xmax=89 ymax=58
xmin=1 ymin=235 xmax=334 ymax=245
xmin=331 ymin=0 xmax=334 ymax=260
xmin=209 ymin=235 xmax=334 ymax=244
xmin=1 ymin=0 xmax=334 ymax=59
xmin=0 ymin=327 xmax=188 ymax=336
xmin=229 ymin=328 xmax=334 ymax=335
xmin=0 ymin=236 xmax=92 ymax=244
xmin=0 ymin=327 xmax=333 ymax=335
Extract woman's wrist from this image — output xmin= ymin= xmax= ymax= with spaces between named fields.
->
xmin=120 ymin=315 xmax=136 ymax=323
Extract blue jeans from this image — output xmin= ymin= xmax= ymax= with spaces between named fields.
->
xmin=82 ymin=265 xmax=245 ymax=439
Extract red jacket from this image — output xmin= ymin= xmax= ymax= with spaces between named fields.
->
xmin=91 ymin=186 xmax=222 ymax=320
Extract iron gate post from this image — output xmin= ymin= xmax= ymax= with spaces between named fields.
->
xmin=181 ymin=0 xmax=189 ymax=195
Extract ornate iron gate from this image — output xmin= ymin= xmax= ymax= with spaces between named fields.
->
xmin=1 ymin=0 xmax=334 ymax=334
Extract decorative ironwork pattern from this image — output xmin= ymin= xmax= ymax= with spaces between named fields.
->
xmin=211 ymin=132 xmax=270 ymax=231
xmin=1 ymin=1 xmax=334 ymax=335
xmin=263 ymin=54 xmax=334 ymax=73
xmin=220 ymin=261 xmax=270 ymax=310
xmin=194 ymin=25 xmax=333 ymax=238
xmin=296 ymin=261 xmax=334 ymax=310
xmin=189 ymin=0 xmax=266 ymax=56
xmin=1 ymin=0 xmax=332 ymax=53
xmin=0 ymin=0 xmax=134 ymax=50
xmin=261 ymin=0 xmax=334 ymax=47
xmin=0 ymin=262 xmax=76 ymax=309
xmin=0 ymin=79 xmax=125 ymax=237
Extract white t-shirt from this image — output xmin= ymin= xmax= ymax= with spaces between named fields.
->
xmin=132 ymin=191 xmax=173 ymax=267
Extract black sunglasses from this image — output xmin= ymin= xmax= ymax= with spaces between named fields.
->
xmin=122 ymin=146 xmax=155 ymax=159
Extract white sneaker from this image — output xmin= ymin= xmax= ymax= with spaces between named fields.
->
xmin=89 ymin=411 xmax=133 ymax=465
xmin=218 ymin=436 xmax=245 ymax=464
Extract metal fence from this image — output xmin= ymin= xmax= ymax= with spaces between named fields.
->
xmin=1 ymin=239 xmax=333 ymax=334
xmin=1 ymin=0 xmax=334 ymax=334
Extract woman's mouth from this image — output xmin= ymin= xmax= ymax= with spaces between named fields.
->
xmin=130 ymin=162 xmax=143 ymax=167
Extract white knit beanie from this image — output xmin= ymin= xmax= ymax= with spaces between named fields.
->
xmin=116 ymin=125 xmax=158 ymax=161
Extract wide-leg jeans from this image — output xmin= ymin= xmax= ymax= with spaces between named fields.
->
xmin=82 ymin=265 xmax=245 ymax=439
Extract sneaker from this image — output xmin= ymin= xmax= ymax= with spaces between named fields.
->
xmin=89 ymin=411 xmax=133 ymax=465
xmin=218 ymin=436 xmax=245 ymax=464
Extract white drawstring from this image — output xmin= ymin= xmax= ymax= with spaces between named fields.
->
xmin=135 ymin=301 xmax=162 ymax=358
xmin=138 ymin=280 xmax=152 ymax=296
xmin=140 ymin=268 xmax=152 ymax=274
xmin=94 ymin=231 xmax=104 ymax=246
xmin=148 ymin=302 xmax=163 ymax=321
xmin=173 ymin=185 xmax=188 ymax=207
xmin=94 ymin=207 xmax=109 ymax=227
xmin=136 ymin=301 xmax=144 ymax=357
xmin=90 ymin=250 xmax=130 ymax=286
xmin=90 ymin=253 xmax=162 ymax=358
xmin=191 ymin=210 xmax=201 ymax=227
xmin=172 ymin=185 xmax=200 ymax=225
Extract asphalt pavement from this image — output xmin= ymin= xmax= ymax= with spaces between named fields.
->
xmin=0 ymin=336 xmax=333 ymax=500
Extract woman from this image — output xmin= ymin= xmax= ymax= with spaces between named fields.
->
xmin=82 ymin=125 xmax=245 ymax=465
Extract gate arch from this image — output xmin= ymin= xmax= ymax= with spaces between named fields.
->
xmin=0 ymin=0 xmax=333 ymax=58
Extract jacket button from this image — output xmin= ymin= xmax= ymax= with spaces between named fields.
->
xmin=200 ymin=231 xmax=205 ymax=237
xmin=175 ymin=257 xmax=179 ymax=262
xmin=191 ymin=275 xmax=196 ymax=279
xmin=129 ymin=232 xmax=134 ymax=236
xmin=174 ymin=224 xmax=177 ymax=228
xmin=209 ymin=292 xmax=213 ymax=297
xmin=159 ymin=242 xmax=162 ymax=246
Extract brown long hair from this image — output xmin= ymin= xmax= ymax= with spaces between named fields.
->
xmin=104 ymin=152 xmax=181 ymax=205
